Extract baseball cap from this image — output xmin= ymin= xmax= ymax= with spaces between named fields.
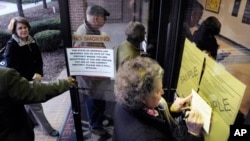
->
xmin=86 ymin=5 xmax=110 ymax=17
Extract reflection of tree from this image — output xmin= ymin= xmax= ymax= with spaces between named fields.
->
xmin=129 ymin=0 xmax=149 ymax=21
xmin=16 ymin=0 xmax=48 ymax=17
xmin=16 ymin=0 xmax=24 ymax=17
xmin=42 ymin=0 xmax=47 ymax=9
xmin=129 ymin=0 xmax=139 ymax=21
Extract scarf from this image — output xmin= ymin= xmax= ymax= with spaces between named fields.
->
xmin=12 ymin=34 xmax=35 ymax=47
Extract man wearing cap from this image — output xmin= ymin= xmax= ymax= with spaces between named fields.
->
xmin=74 ymin=5 xmax=111 ymax=136
xmin=74 ymin=4 xmax=110 ymax=47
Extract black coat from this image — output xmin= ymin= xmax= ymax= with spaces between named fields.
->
xmin=5 ymin=37 xmax=43 ymax=81
xmin=193 ymin=26 xmax=219 ymax=59
xmin=113 ymin=103 xmax=203 ymax=141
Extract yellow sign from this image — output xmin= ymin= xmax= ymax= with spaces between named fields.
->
xmin=199 ymin=55 xmax=246 ymax=125
xmin=176 ymin=38 xmax=205 ymax=97
xmin=176 ymin=38 xmax=246 ymax=141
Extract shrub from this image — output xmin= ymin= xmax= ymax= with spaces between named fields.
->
xmin=30 ymin=18 xmax=61 ymax=36
xmin=0 ymin=30 xmax=11 ymax=48
xmin=34 ymin=30 xmax=62 ymax=52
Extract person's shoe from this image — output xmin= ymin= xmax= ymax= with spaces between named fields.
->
xmin=49 ymin=130 xmax=60 ymax=137
xmin=90 ymin=127 xmax=107 ymax=136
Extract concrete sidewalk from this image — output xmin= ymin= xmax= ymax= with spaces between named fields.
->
xmin=0 ymin=0 xmax=51 ymax=16
xmin=34 ymin=68 xmax=71 ymax=141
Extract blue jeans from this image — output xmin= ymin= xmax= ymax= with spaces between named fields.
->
xmin=84 ymin=96 xmax=106 ymax=129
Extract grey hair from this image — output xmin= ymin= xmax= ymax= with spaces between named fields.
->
xmin=114 ymin=56 xmax=164 ymax=110
xmin=124 ymin=21 xmax=145 ymax=43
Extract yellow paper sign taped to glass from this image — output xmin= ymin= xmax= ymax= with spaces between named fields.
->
xmin=176 ymin=38 xmax=205 ymax=97
xmin=176 ymin=38 xmax=246 ymax=141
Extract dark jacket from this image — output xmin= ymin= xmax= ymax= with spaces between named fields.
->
xmin=193 ymin=25 xmax=219 ymax=59
xmin=0 ymin=67 xmax=70 ymax=141
xmin=113 ymin=103 xmax=203 ymax=141
xmin=5 ymin=36 xmax=43 ymax=81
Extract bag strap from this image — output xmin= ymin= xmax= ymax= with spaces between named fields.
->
xmin=0 ymin=46 xmax=6 ymax=54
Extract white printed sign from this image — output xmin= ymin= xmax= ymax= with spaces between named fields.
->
xmin=66 ymin=48 xmax=115 ymax=77
xmin=191 ymin=89 xmax=212 ymax=134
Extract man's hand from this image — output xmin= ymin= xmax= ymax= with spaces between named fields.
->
xmin=68 ymin=77 xmax=78 ymax=88
xmin=33 ymin=73 xmax=42 ymax=82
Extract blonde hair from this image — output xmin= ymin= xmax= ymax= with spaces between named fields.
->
xmin=8 ymin=16 xmax=31 ymax=34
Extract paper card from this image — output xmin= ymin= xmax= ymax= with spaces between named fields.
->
xmin=191 ymin=89 xmax=212 ymax=134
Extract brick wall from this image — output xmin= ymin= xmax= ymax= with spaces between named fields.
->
xmin=68 ymin=0 xmax=86 ymax=31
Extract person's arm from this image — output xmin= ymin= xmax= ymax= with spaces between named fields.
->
xmin=4 ymin=68 xmax=74 ymax=104
xmin=170 ymin=94 xmax=192 ymax=113
xmin=184 ymin=110 xmax=204 ymax=141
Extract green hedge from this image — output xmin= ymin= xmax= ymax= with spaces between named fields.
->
xmin=30 ymin=18 xmax=61 ymax=36
xmin=34 ymin=30 xmax=62 ymax=52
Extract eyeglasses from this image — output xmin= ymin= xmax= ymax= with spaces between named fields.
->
xmin=16 ymin=26 xmax=28 ymax=30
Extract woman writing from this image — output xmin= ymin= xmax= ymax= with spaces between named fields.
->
xmin=113 ymin=56 xmax=204 ymax=141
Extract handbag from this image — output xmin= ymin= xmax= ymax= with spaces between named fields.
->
xmin=0 ymin=46 xmax=7 ymax=67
